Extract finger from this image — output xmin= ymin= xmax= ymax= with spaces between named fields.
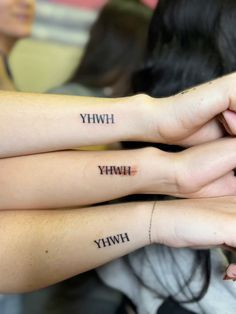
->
xmin=224 ymin=264 xmax=236 ymax=281
xmin=179 ymin=138 xmax=236 ymax=190
xmin=222 ymin=110 xmax=236 ymax=135
xmin=175 ymin=119 xmax=224 ymax=146
xmin=218 ymin=113 xmax=234 ymax=136
xmin=173 ymin=72 xmax=236 ymax=130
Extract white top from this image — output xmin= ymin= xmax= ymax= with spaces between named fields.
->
xmin=98 ymin=246 xmax=236 ymax=314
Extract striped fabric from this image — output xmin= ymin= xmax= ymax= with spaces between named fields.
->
xmin=33 ymin=0 xmax=158 ymax=47
xmin=49 ymin=0 xmax=158 ymax=9
xmin=33 ymin=0 xmax=98 ymax=47
xmin=50 ymin=0 xmax=107 ymax=9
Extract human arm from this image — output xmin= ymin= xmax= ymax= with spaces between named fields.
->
xmin=2 ymin=137 xmax=236 ymax=210
xmin=141 ymin=72 xmax=236 ymax=146
xmin=0 ymin=148 xmax=169 ymax=209
xmin=2 ymin=72 xmax=236 ymax=158
xmin=1 ymin=197 xmax=236 ymax=293
xmin=0 ymin=202 xmax=151 ymax=293
xmin=0 ymin=91 xmax=147 ymax=158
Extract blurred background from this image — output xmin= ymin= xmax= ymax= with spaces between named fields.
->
xmin=9 ymin=0 xmax=157 ymax=93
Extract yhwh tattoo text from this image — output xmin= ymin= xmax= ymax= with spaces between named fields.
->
xmin=94 ymin=233 xmax=130 ymax=249
xmin=80 ymin=113 xmax=115 ymax=124
xmin=98 ymin=165 xmax=137 ymax=176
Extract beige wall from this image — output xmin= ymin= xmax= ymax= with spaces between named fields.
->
xmin=9 ymin=38 xmax=83 ymax=93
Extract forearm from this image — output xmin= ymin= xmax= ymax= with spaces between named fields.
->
xmin=0 ymin=148 xmax=171 ymax=210
xmin=0 ymin=91 xmax=152 ymax=158
xmin=0 ymin=202 xmax=151 ymax=293
xmin=2 ymin=73 xmax=236 ymax=159
xmin=3 ymin=136 xmax=236 ymax=211
xmin=2 ymin=196 xmax=236 ymax=293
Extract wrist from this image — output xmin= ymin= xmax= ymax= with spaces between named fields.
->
xmin=128 ymin=94 xmax=173 ymax=144
xmin=121 ymin=94 xmax=159 ymax=142
xmin=151 ymin=199 xmax=186 ymax=246
xmin=151 ymin=200 xmax=174 ymax=245
xmin=133 ymin=201 xmax=154 ymax=247
xmin=136 ymin=147 xmax=177 ymax=195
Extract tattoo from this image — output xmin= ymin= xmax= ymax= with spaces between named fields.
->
xmin=80 ymin=113 xmax=115 ymax=124
xmin=180 ymin=89 xmax=190 ymax=95
xmin=94 ymin=233 xmax=130 ymax=249
xmin=98 ymin=165 xmax=137 ymax=176
xmin=180 ymin=81 xmax=213 ymax=95
xmin=149 ymin=202 xmax=157 ymax=245
xmin=180 ymin=87 xmax=196 ymax=95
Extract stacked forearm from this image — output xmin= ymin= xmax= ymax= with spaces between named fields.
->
xmin=2 ymin=137 xmax=236 ymax=210
xmin=2 ymin=197 xmax=236 ymax=293
xmin=0 ymin=91 xmax=151 ymax=158
xmin=2 ymin=72 xmax=236 ymax=293
xmin=1 ymin=72 xmax=236 ymax=159
xmin=0 ymin=147 xmax=171 ymax=209
xmin=0 ymin=202 xmax=151 ymax=293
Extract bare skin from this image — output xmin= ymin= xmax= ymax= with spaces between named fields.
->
xmin=1 ymin=73 xmax=236 ymax=291
xmin=1 ymin=73 xmax=236 ymax=158
xmin=1 ymin=197 xmax=236 ymax=293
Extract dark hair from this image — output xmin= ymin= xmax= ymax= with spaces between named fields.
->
xmin=69 ymin=0 xmax=151 ymax=97
xmin=133 ymin=0 xmax=236 ymax=97
xmin=127 ymin=0 xmax=236 ymax=308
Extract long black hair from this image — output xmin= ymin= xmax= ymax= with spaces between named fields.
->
xmin=134 ymin=0 xmax=236 ymax=97
xmin=126 ymin=0 xmax=236 ymax=308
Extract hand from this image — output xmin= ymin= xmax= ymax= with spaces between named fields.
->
xmin=143 ymin=72 xmax=236 ymax=146
xmin=153 ymin=197 xmax=236 ymax=250
xmin=152 ymin=196 xmax=236 ymax=281
xmin=141 ymin=138 xmax=236 ymax=198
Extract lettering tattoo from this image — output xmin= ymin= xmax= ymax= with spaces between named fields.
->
xmin=94 ymin=233 xmax=130 ymax=249
xmin=149 ymin=201 xmax=157 ymax=244
xmin=80 ymin=113 xmax=115 ymax=124
xmin=180 ymin=87 xmax=196 ymax=95
xmin=98 ymin=165 xmax=137 ymax=176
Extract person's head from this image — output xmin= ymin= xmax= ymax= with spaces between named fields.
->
xmin=0 ymin=0 xmax=35 ymax=55
xmin=133 ymin=0 xmax=236 ymax=97
xmin=70 ymin=0 xmax=151 ymax=97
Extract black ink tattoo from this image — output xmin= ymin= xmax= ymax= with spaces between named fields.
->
xmin=94 ymin=233 xmax=130 ymax=249
xmin=180 ymin=89 xmax=190 ymax=95
xmin=180 ymin=87 xmax=197 ymax=95
xmin=149 ymin=202 xmax=157 ymax=244
xmin=80 ymin=113 xmax=115 ymax=124
xmin=98 ymin=165 xmax=137 ymax=176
